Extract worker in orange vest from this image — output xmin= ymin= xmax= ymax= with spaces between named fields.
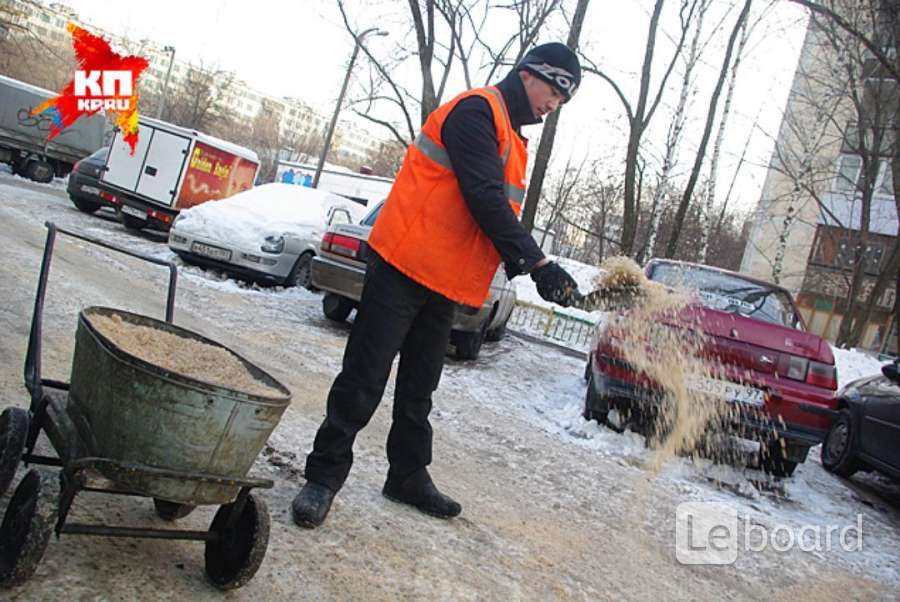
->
xmin=293 ymin=43 xmax=582 ymax=528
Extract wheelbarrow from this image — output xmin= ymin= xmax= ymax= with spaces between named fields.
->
xmin=0 ymin=223 xmax=291 ymax=590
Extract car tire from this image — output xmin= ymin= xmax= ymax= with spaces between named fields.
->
xmin=760 ymin=440 xmax=798 ymax=478
xmin=25 ymin=160 xmax=54 ymax=183
xmin=453 ymin=320 xmax=487 ymax=360
xmin=821 ymin=409 xmax=860 ymax=478
xmin=70 ymin=195 xmax=101 ymax=214
xmin=484 ymin=311 xmax=510 ymax=342
xmin=322 ymin=293 xmax=354 ymax=323
xmin=288 ymin=252 xmax=316 ymax=290
xmin=583 ymin=372 xmax=609 ymax=424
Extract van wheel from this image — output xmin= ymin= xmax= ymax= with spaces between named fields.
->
xmin=322 ymin=293 xmax=353 ymax=322
xmin=70 ymin=195 xmax=101 ymax=214
xmin=25 ymin=160 xmax=54 ymax=183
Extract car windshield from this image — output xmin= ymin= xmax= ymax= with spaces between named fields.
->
xmin=648 ymin=263 xmax=803 ymax=329
xmin=88 ymin=147 xmax=108 ymax=160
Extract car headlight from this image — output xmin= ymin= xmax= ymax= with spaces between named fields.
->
xmin=261 ymin=235 xmax=285 ymax=254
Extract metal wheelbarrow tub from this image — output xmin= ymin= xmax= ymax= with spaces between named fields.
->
xmin=67 ymin=307 xmax=291 ymax=505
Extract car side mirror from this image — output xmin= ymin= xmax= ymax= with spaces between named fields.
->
xmin=883 ymin=361 xmax=900 ymax=384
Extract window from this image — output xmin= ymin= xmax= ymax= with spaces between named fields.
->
xmin=876 ymin=160 xmax=894 ymax=197
xmin=835 ymin=155 xmax=861 ymax=193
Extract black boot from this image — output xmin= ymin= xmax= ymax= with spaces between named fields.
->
xmin=382 ymin=469 xmax=461 ymax=519
xmin=291 ymin=481 xmax=337 ymax=528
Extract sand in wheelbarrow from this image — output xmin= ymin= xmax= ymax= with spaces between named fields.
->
xmin=89 ymin=313 xmax=281 ymax=397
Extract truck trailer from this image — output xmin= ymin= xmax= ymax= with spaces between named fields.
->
xmin=100 ymin=117 xmax=259 ymax=231
xmin=0 ymin=74 xmax=107 ymax=182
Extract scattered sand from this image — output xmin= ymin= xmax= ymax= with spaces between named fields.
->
xmin=591 ymin=256 xmax=769 ymax=472
xmin=87 ymin=313 xmax=282 ymax=397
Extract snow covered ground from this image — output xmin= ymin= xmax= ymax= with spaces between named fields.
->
xmin=0 ymin=172 xmax=898 ymax=599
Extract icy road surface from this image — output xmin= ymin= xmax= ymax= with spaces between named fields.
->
xmin=0 ymin=173 xmax=897 ymax=601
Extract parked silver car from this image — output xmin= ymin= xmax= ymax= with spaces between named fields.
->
xmin=311 ymin=201 xmax=517 ymax=360
xmin=168 ymin=183 xmax=363 ymax=287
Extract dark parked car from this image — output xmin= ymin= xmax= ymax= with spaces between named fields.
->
xmin=66 ymin=147 xmax=119 ymax=214
xmin=310 ymin=201 xmax=517 ymax=360
xmin=585 ymin=259 xmax=838 ymax=477
xmin=821 ymin=360 xmax=900 ymax=481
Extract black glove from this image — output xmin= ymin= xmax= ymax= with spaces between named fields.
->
xmin=531 ymin=261 xmax=581 ymax=307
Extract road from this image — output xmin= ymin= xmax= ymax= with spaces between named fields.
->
xmin=0 ymin=173 xmax=898 ymax=601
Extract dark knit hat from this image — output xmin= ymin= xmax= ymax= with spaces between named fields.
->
xmin=516 ymin=42 xmax=581 ymax=101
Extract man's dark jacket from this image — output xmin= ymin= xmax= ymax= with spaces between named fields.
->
xmin=439 ymin=70 xmax=545 ymax=279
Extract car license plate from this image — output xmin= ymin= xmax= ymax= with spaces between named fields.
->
xmin=121 ymin=205 xmax=146 ymax=219
xmin=689 ymin=377 xmax=765 ymax=406
xmin=191 ymin=242 xmax=232 ymax=261
xmin=80 ymin=185 xmax=100 ymax=195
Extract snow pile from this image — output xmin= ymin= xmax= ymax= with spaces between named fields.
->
xmin=513 ymin=255 xmax=606 ymax=323
xmin=831 ymin=345 xmax=890 ymax=388
xmin=171 ymin=183 xmax=367 ymax=251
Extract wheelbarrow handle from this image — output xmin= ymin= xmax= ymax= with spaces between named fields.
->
xmin=24 ymin=222 xmax=179 ymax=407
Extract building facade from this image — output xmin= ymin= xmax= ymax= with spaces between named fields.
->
xmin=740 ymin=5 xmax=897 ymax=355
xmin=2 ymin=0 xmax=385 ymax=169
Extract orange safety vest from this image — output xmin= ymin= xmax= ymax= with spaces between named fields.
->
xmin=368 ymin=86 xmax=528 ymax=307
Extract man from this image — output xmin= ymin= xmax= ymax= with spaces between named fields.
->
xmin=292 ymin=42 xmax=583 ymax=528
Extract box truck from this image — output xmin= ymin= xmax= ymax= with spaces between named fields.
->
xmin=0 ymin=74 xmax=107 ymax=182
xmin=100 ymin=117 xmax=259 ymax=231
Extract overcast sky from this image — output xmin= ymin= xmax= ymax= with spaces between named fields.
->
xmin=61 ymin=0 xmax=810 ymax=214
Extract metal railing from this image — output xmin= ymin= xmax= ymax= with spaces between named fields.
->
xmin=507 ymin=300 xmax=598 ymax=352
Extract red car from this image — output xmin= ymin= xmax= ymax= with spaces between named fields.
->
xmin=584 ymin=259 xmax=838 ymax=477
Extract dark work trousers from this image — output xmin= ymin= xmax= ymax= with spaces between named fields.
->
xmin=304 ymin=252 xmax=455 ymax=492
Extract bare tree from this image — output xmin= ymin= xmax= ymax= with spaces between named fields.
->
xmin=337 ymin=0 xmax=562 ymax=146
xmin=364 ymin=139 xmax=406 ymax=177
xmin=640 ymin=0 xmax=712 ymax=262
xmin=700 ymin=5 xmax=751 ymax=261
xmin=664 ymin=0 xmax=753 ymax=258
xmin=584 ymin=0 xmax=702 ymax=256
xmin=161 ymin=62 xmax=240 ymax=138
xmin=520 ymin=0 xmax=591 ymax=232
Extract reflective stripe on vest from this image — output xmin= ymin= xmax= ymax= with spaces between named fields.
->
xmin=413 ymin=87 xmax=523 ymax=204
xmin=414 ymin=131 xmax=525 ymax=203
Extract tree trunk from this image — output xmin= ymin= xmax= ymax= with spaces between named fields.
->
xmin=641 ymin=0 xmax=708 ymax=262
xmin=521 ymin=0 xmax=590 ymax=232
xmin=665 ymin=0 xmax=752 ymax=259
xmin=619 ymin=0 xmax=665 ymax=256
xmin=701 ymin=11 xmax=748 ymax=262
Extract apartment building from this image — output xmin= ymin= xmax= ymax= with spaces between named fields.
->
xmin=740 ymin=4 xmax=897 ymax=354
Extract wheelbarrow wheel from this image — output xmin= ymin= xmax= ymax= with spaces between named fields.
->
xmin=0 ymin=407 xmax=30 ymax=497
xmin=153 ymin=498 xmax=196 ymax=521
xmin=0 ymin=468 xmax=58 ymax=588
xmin=205 ymin=493 xmax=269 ymax=590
